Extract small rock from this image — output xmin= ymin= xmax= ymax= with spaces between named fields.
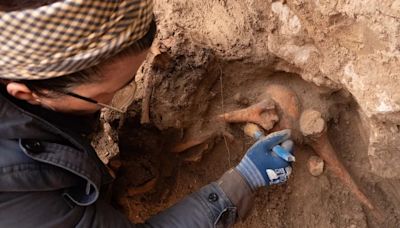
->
xmin=308 ymin=155 xmax=324 ymax=176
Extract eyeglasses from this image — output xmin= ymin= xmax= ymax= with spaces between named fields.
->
xmin=62 ymin=77 xmax=137 ymax=113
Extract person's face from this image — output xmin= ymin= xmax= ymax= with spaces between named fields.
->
xmin=7 ymin=50 xmax=148 ymax=115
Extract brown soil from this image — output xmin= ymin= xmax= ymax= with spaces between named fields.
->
xmin=92 ymin=2 xmax=400 ymax=226
xmin=107 ymin=67 xmax=400 ymax=227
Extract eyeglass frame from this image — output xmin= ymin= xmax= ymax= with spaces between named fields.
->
xmin=58 ymin=76 xmax=136 ymax=113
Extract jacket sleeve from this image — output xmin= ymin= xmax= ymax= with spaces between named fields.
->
xmin=82 ymin=169 xmax=254 ymax=228
xmin=78 ymin=182 xmax=238 ymax=228
xmin=144 ymin=182 xmax=237 ymax=227
xmin=133 ymin=169 xmax=255 ymax=227
xmin=0 ymin=170 xmax=254 ymax=228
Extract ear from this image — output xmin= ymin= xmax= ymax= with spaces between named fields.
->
xmin=6 ymin=82 xmax=41 ymax=105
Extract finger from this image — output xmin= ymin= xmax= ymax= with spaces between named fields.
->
xmin=256 ymin=129 xmax=291 ymax=150
xmin=281 ymin=140 xmax=294 ymax=154
xmin=272 ymin=145 xmax=296 ymax=162
xmin=269 ymin=154 xmax=290 ymax=166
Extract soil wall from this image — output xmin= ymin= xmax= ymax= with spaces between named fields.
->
xmin=148 ymin=0 xmax=400 ymax=179
xmin=93 ymin=1 xmax=400 ymax=227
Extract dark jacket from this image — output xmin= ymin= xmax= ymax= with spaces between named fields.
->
xmin=0 ymin=87 xmax=254 ymax=228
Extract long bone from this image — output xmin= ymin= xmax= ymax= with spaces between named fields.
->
xmin=299 ymin=109 xmax=382 ymax=220
xmin=171 ymin=130 xmax=234 ymax=154
xmin=218 ymin=99 xmax=279 ymax=131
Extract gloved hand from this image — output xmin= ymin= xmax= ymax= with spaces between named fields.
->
xmin=235 ymin=129 xmax=294 ymax=191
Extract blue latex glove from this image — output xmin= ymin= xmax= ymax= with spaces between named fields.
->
xmin=235 ymin=129 xmax=294 ymax=191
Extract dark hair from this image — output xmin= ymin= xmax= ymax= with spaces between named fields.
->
xmin=0 ymin=0 xmax=55 ymax=11
xmin=0 ymin=0 xmax=157 ymax=96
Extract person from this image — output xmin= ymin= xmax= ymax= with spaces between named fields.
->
xmin=0 ymin=0 xmax=295 ymax=227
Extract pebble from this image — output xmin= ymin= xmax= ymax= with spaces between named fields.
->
xmin=308 ymin=155 xmax=324 ymax=176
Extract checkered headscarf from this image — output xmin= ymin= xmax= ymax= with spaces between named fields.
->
xmin=0 ymin=0 xmax=153 ymax=80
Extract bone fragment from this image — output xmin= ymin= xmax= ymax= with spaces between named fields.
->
xmin=218 ymin=99 xmax=278 ymax=130
xmin=300 ymin=109 xmax=382 ymax=220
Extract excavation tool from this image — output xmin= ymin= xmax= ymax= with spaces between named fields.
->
xmin=244 ymin=123 xmax=295 ymax=162
xmin=300 ymin=109 xmax=383 ymax=220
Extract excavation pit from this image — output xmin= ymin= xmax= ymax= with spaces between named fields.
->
xmin=96 ymin=62 xmax=398 ymax=226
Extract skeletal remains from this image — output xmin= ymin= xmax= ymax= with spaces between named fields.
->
xmin=217 ymin=99 xmax=279 ymax=131
xmin=299 ymin=109 xmax=383 ymax=220
xmin=172 ymin=83 xmax=382 ymax=219
xmin=167 ymin=84 xmax=384 ymax=220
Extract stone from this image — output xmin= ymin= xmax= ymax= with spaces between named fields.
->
xmin=308 ymin=155 xmax=324 ymax=177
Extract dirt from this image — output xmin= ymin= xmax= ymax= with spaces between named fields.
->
xmin=92 ymin=1 xmax=400 ymax=227
xmin=99 ymin=70 xmax=399 ymax=227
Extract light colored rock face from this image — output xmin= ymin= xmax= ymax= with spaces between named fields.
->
xmin=151 ymin=0 xmax=400 ymax=178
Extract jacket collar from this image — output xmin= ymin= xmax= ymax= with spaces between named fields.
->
xmin=0 ymin=86 xmax=113 ymax=190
